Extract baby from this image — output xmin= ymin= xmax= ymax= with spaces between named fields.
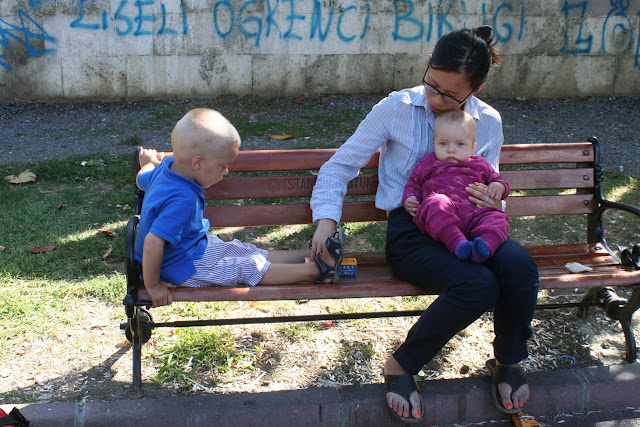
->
xmin=402 ymin=109 xmax=509 ymax=263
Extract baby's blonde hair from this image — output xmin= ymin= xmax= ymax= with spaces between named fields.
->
xmin=171 ymin=108 xmax=240 ymax=160
xmin=434 ymin=109 xmax=476 ymax=140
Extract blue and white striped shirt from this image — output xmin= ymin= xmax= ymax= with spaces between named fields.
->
xmin=310 ymin=85 xmax=504 ymax=224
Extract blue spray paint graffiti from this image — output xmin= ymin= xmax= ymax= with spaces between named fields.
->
xmin=561 ymin=0 xmax=640 ymax=69
xmin=3 ymin=0 xmax=640 ymax=73
xmin=392 ymin=0 xmax=524 ymax=43
xmin=560 ymin=1 xmax=593 ymax=54
xmin=70 ymin=0 xmax=187 ymax=36
xmin=602 ymin=0 xmax=634 ymax=54
xmin=210 ymin=0 xmax=370 ymax=47
xmin=0 ymin=9 xmax=55 ymax=69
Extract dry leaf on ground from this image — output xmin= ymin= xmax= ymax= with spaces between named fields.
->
xmin=27 ymin=245 xmax=58 ymax=253
xmin=4 ymin=170 xmax=36 ymax=184
xmin=266 ymin=134 xmax=293 ymax=140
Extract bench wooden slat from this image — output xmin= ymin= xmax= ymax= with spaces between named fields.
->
xmin=504 ymin=194 xmax=594 ymax=216
xmin=500 ymin=169 xmax=594 ymax=190
xmin=228 ymin=149 xmax=379 ymax=172
xmin=204 ymin=173 xmax=379 ymax=199
xmin=159 ymin=144 xmax=594 ymax=174
xmin=205 ymin=201 xmax=387 ymax=228
xmin=499 ymin=143 xmax=594 ymax=165
xmin=204 ymin=194 xmax=594 ymax=227
xmin=205 ymin=169 xmax=594 ymax=201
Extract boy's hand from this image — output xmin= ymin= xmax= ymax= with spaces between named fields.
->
xmin=488 ymin=182 xmax=506 ymax=200
xmin=139 ymin=148 xmax=165 ymax=168
xmin=145 ymin=281 xmax=176 ymax=307
xmin=404 ymin=196 xmax=419 ymax=216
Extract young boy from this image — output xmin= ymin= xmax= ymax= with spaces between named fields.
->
xmin=134 ymin=108 xmax=344 ymax=307
xmin=402 ymin=109 xmax=509 ymax=263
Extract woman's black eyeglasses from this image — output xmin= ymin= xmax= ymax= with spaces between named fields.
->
xmin=422 ymin=66 xmax=475 ymax=105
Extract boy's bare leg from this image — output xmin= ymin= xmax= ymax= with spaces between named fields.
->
xmin=259 ymin=248 xmax=336 ymax=285
xmin=267 ymin=249 xmax=308 ymax=263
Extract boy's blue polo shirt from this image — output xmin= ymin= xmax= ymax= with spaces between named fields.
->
xmin=134 ymin=157 xmax=209 ymax=284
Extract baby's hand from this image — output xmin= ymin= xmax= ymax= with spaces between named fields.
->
xmin=488 ymin=182 xmax=506 ymax=200
xmin=404 ymin=196 xmax=420 ymax=216
xmin=139 ymin=148 xmax=164 ymax=167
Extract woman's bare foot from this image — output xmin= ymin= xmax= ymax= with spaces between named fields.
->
xmin=496 ymin=361 xmax=529 ymax=410
xmin=384 ymin=356 xmax=422 ymax=420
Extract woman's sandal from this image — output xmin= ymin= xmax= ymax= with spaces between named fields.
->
xmin=314 ymin=226 xmax=345 ymax=284
xmin=632 ymin=244 xmax=640 ymax=270
xmin=384 ymin=373 xmax=424 ymax=424
xmin=486 ymin=359 xmax=528 ymax=414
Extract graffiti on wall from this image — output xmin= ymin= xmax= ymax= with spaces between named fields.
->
xmin=1 ymin=0 xmax=640 ymax=70
xmin=0 ymin=9 xmax=55 ymax=69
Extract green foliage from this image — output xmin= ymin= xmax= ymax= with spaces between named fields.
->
xmin=277 ymin=322 xmax=319 ymax=340
xmin=338 ymin=341 xmax=375 ymax=369
xmin=152 ymin=104 xmax=185 ymax=120
xmin=121 ymin=134 xmax=143 ymax=147
xmin=152 ymin=328 xmax=261 ymax=388
xmin=0 ymin=155 xmax=131 ymax=282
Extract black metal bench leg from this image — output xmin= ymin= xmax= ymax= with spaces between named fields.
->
xmin=620 ymin=318 xmax=637 ymax=363
xmin=132 ymin=307 xmax=143 ymax=390
xmin=619 ymin=286 xmax=640 ymax=362
xmin=597 ymin=286 xmax=640 ymax=363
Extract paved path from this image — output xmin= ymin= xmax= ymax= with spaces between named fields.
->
xmin=4 ymin=363 xmax=639 ymax=426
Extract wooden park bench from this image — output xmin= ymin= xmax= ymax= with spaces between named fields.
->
xmin=123 ymin=138 xmax=640 ymax=390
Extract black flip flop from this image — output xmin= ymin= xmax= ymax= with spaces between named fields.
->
xmin=632 ymin=244 xmax=640 ymax=270
xmin=384 ymin=374 xmax=424 ymax=424
xmin=486 ymin=359 xmax=528 ymax=414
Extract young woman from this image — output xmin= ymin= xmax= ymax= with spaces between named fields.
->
xmin=310 ymin=26 xmax=539 ymax=423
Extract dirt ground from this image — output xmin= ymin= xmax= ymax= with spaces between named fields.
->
xmin=1 ymin=95 xmax=640 ymax=405
xmin=1 ymin=246 xmax=639 ymax=405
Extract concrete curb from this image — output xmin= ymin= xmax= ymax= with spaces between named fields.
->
xmin=3 ymin=364 xmax=639 ymax=426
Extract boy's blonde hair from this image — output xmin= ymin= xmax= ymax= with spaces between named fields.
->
xmin=171 ymin=108 xmax=240 ymax=159
xmin=434 ymin=109 xmax=476 ymax=139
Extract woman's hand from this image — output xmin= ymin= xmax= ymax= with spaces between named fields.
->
xmin=311 ymin=218 xmax=337 ymax=259
xmin=465 ymin=182 xmax=501 ymax=208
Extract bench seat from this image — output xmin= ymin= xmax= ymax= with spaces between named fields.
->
xmin=137 ymin=244 xmax=640 ymax=302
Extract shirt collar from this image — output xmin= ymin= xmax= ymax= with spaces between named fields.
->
xmin=161 ymin=157 xmax=204 ymax=196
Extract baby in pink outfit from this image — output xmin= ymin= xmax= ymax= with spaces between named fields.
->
xmin=402 ymin=109 xmax=510 ymax=263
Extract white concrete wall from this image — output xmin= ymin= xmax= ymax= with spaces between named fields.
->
xmin=1 ymin=0 xmax=639 ymax=100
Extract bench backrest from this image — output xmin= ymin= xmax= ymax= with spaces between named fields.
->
xmin=135 ymin=141 xmax=601 ymax=238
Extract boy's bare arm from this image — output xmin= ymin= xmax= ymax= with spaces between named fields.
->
xmin=142 ymin=232 xmax=175 ymax=307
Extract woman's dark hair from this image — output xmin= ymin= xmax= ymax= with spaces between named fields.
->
xmin=428 ymin=25 xmax=503 ymax=89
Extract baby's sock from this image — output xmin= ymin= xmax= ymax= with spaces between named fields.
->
xmin=471 ymin=237 xmax=491 ymax=263
xmin=454 ymin=240 xmax=472 ymax=260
